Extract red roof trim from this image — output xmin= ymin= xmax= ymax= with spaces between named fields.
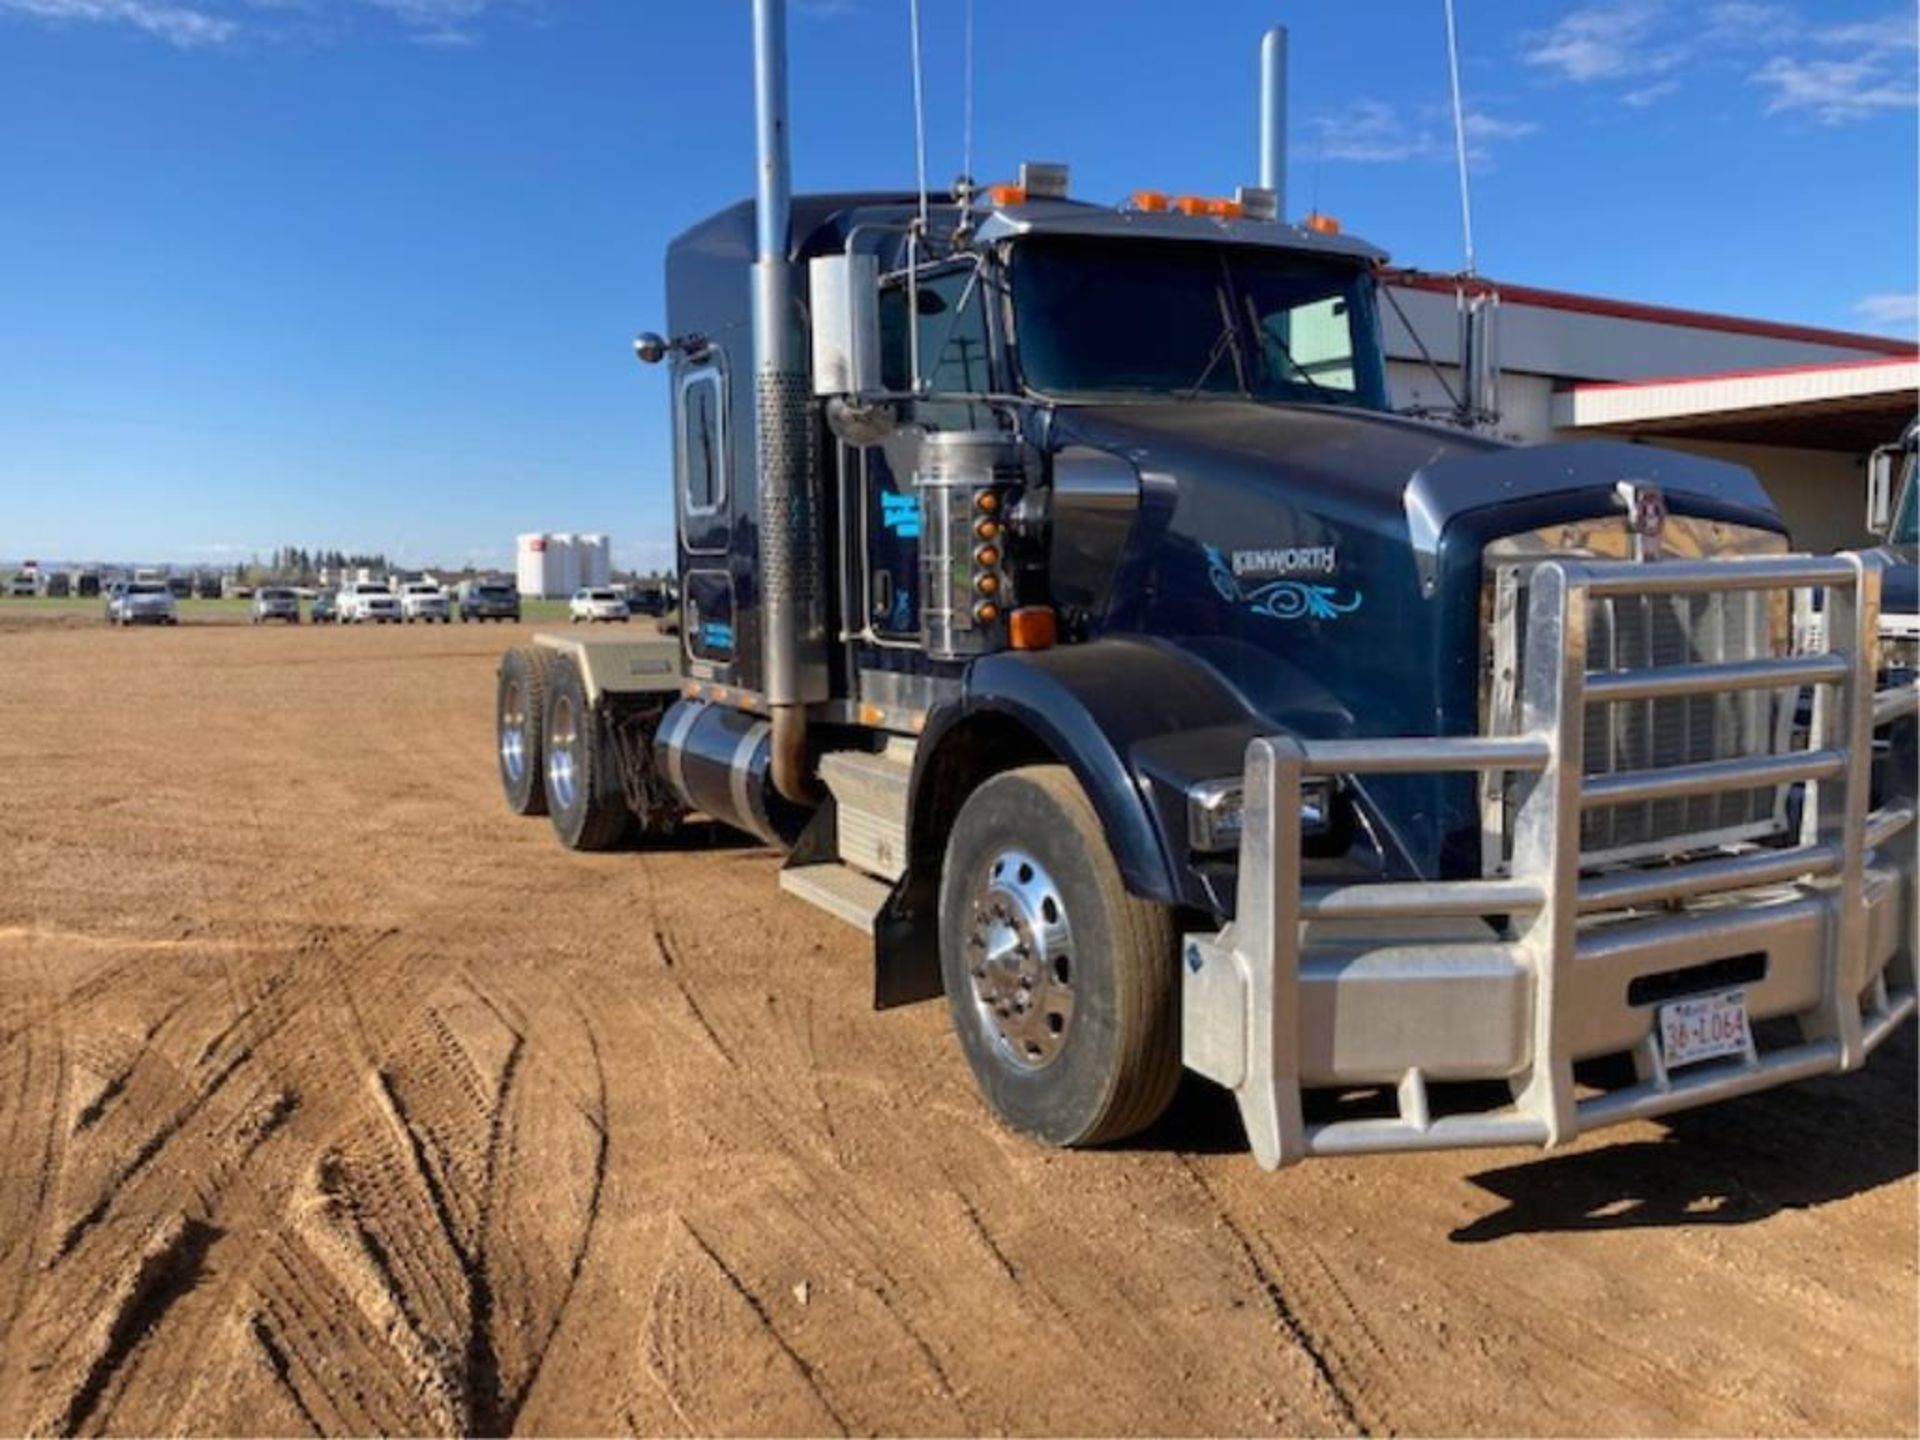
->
xmin=1380 ymin=268 xmax=1919 ymax=358
xmin=1565 ymin=354 xmax=1920 ymax=395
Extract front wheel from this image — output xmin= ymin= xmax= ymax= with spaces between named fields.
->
xmin=938 ymin=765 xmax=1181 ymax=1148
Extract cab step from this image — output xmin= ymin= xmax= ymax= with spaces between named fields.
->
xmin=817 ymin=739 xmax=915 ymax=881
xmin=778 ymin=863 xmax=892 ymax=934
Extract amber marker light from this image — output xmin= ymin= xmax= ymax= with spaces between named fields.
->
xmin=988 ymin=184 xmax=1028 ymax=207
xmin=1008 ymin=607 xmax=1057 ymax=651
xmin=1132 ymin=190 xmax=1171 ymax=212
xmin=1305 ymin=212 xmax=1342 ymax=234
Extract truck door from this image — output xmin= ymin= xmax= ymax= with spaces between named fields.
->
xmin=676 ymin=349 xmax=737 ymax=673
xmin=854 ymin=265 xmax=996 ymax=644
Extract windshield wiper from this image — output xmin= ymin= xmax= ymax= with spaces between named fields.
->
xmin=1242 ymin=294 xmax=1336 ymax=399
xmin=1180 ymin=283 xmax=1249 ymax=401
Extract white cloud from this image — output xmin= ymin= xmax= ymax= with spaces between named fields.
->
xmin=1312 ymin=102 xmax=1538 ymax=166
xmin=1853 ymin=293 xmax=1920 ymax=335
xmin=0 ymin=0 xmax=535 ymax=45
xmin=1752 ymin=11 xmax=1918 ymax=122
xmin=0 ymin=0 xmax=234 ymax=46
xmin=1522 ymin=2 xmax=1680 ymax=82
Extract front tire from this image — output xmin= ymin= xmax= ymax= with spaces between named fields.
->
xmin=938 ymin=765 xmax=1181 ymax=1147
xmin=497 ymin=646 xmax=555 ymax=816
xmin=541 ymin=657 xmax=631 ymax=851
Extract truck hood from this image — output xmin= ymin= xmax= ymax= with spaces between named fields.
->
xmin=1047 ymin=399 xmax=1785 ymax=877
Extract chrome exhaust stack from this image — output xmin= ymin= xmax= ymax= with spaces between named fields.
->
xmin=751 ymin=0 xmax=824 ymax=804
xmin=1259 ymin=26 xmax=1287 ymax=215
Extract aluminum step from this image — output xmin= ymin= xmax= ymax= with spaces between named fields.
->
xmin=778 ymin=863 xmax=892 ymax=934
xmin=817 ymin=740 xmax=914 ymax=881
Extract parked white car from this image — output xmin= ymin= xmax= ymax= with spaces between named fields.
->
xmin=400 ymin=582 xmax=451 ymax=624
xmin=569 ymin=587 xmax=630 ymax=624
xmin=339 ymin=581 xmax=402 ymax=624
xmin=109 ymin=580 xmax=178 ymax=626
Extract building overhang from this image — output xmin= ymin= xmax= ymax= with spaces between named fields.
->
xmin=1552 ymin=357 xmax=1919 ymax=453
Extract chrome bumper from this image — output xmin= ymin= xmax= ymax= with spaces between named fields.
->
xmin=1182 ymin=552 xmax=1919 ymax=1169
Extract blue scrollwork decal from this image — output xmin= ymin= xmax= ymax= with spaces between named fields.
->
xmin=1204 ymin=545 xmax=1363 ymax=621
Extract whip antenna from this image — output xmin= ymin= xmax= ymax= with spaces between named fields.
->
xmin=909 ymin=0 xmax=930 ymax=228
xmin=1443 ymin=0 xmax=1476 ymax=275
xmin=962 ymin=0 xmax=975 ymax=190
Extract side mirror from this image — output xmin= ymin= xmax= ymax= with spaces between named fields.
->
xmin=1867 ymin=447 xmax=1896 ymax=536
xmin=809 ymin=253 xmax=881 ymax=397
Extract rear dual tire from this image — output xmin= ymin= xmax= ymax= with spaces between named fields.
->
xmin=497 ymin=646 xmax=554 ymax=816
xmin=541 ymin=657 xmax=630 ymax=851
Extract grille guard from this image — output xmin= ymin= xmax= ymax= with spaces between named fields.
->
xmin=1182 ymin=552 xmax=1918 ymax=1169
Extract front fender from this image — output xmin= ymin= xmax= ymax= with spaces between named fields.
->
xmin=917 ymin=636 xmax=1262 ymax=912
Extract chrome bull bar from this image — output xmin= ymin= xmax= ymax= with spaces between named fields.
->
xmin=1182 ymin=552 xmax=1918 ymax=1170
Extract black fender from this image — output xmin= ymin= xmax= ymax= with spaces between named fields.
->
xmin=873 ymin=635 xmax=1262 ymax=1007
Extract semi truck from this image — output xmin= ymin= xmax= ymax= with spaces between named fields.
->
xmin=492 ymin=5 xmax=1916 ymax=1169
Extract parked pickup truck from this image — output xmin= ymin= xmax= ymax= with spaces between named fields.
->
xmin=251 ymin=587 xmax=301 ymax=624
xmin=459 ymin=579 xmax=523 ymax=623
xmin=401 ymin=582 xmax=452 ymax=624
xmin=339 ymin=582 xmax=402 ymax=625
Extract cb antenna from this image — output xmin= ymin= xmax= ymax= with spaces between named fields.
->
xmin=962 ymin=0 xmax=975 ymax=192
xmin=909 ymin=0 xmax=930 ymax=229
xmin=1443 ymin=0 xmax=1476 ymax=275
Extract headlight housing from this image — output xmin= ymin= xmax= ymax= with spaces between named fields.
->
xmin=1188 ymin=775 xmax=1332 ymax=854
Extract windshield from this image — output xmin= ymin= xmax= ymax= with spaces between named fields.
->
xmin=129 ymin=583 xmax=167 ymax=595
xmin=1009 ymin=237 xmax=1387 ymax=408
xmin=479 ymin=585 xmax=513 ymax=597
xmin=355 ymin=584 xmax=390 ymax=595
xmin=1893 ymin=466 xmax=1917 ymax=545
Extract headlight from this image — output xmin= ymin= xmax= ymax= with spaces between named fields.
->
xmin=1188 ymin=775 xmax=1332 ymax=853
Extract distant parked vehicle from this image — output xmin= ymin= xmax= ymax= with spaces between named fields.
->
xmin=38 ymin=572 xmax=71 ymax=598
xmin=458 ymin=579 xmax=522 ymax=623
xmin=102 ymin=581 xmax=126 ymax=619
xmin=73 ymin=571 xmax=101 ymax=598
xmin=339 ymin=581 xmax=401 ymax=624
xmin=252 ymin=587 xmax=301 ymax=624
xmin=166 ymin=576 xmax=192 ymax=599
xmin=195 ymin=573 xmax=224 ymax=600
xmin=628 ymin=581 xmax=669 ymax=617
xmin=569 ymin=587 xmax=630 ymax=624
xmin=309 ymin=590 xmax=339 ymax=624
xmin=7 ymin=572 xmax=35 ymax=597
xmin=110 ymin=580 xmax=178 ymax=626
xmin=400 ymin=582 xmax=451 ymax=624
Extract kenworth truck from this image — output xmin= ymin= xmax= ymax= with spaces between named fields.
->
xmin=493 ymin=4 xmax=1916 ymax=1169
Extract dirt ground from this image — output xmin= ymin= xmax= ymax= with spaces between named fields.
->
xmin=2 ymin=613 xmax=1914 ymax=1438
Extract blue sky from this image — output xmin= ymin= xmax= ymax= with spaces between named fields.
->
xmin=0 ymin=0 xmax=1914 ymax=569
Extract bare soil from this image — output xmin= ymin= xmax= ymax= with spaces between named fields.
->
xmin=2 ymin=616 xmax=1914 ymax=1437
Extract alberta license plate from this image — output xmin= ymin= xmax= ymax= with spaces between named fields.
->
xmin=1659 ymin=989 xmax=1751 ymax=1069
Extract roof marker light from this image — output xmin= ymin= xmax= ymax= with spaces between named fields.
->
xmin=1173 ymin=194 xmax=1209 ymax=215
xmin=1304 ymin=212 xmax=1342 ymax=235
xmin=988 ymin=183 xmax=1028 ymax=207
xmin=1131 ymin=190 xmax=1171 ymax=213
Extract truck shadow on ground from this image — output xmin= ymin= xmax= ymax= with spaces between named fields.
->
xmin=1451 ymin=1022 xmax=1917 ymax=1243
xmin=1139 ymin=1026 xmax=1916 ymax=1240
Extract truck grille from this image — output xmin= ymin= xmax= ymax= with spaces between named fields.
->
xmin=1481 ymin=522 xmax=1794 ymax=870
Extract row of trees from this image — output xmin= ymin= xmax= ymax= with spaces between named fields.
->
xmin=262 ymin=548 xmax=392 ymax=583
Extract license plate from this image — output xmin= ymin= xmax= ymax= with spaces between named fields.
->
xmin=1658 ymin=989 xmax=1751 ymax=1069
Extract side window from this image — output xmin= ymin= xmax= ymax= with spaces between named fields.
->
xmin=677 ymin=365 xmax=726 ymax=516
xmin=879 ymin=265 xmax=993 ymax=426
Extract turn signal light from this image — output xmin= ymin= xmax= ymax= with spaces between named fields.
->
xmin=974 ymin=519 xmax=1000 ymax=541
xmin=974 ymin=546 xmax=1001 ymax=568
xmin=1132 ymin=190 xmax=1171 ymax=213
xmin=1304 ymin=212 xmax=1342 ymax=234
xmin=973 ymin=601 xmax=1001 ymax=625
xmin=976 ymin=491 xmax=1000 ymax=513
xmin=975 ymin=573 xmax=1000 ymax=596
xmin=988 ymin=183 xmax=1028 ymax=207
xmin=1008 ymin=606 xmax=1057 ymax=651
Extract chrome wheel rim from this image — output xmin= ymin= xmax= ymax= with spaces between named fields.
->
xmin=965 ymin=849 xmax=1076 ymax=1070
xmin=500 ymin=679 xmax=527 ymax=783
xmin=547 ymin=693 xmax=579 ymax=812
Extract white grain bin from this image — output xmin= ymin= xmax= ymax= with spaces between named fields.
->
xmin=576 ymin=533 xmax=612 ymax=588
xmin=550 ymin=533 xmax=581 ymax=596
xmin=517 ymin=532 xmax=566 ymax=598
